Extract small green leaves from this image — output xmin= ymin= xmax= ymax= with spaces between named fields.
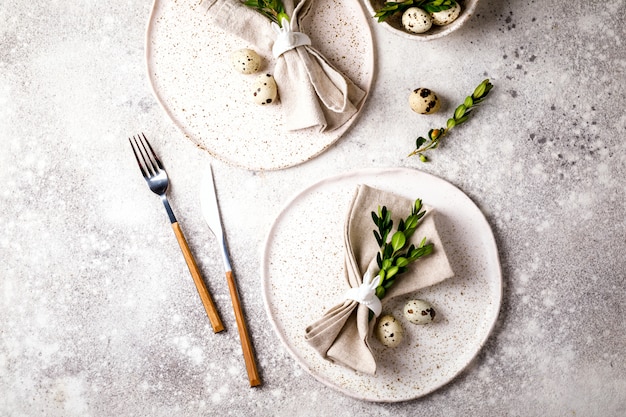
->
xmin=408 ymin=79 xmax=494 ymax=161
xmin=421 ymin=0 xmax=457 ymax=13
xmin=454 ymin=104 xmax=467 ymax=120
xmin=473 ymin=80 xmax=487 ymax=98
xmin=374 ymin=0 xmax=456 ymax=22
xmin=375 ymin=286 xmax=386 ymax=299
xmin=386 ymin=265 xmax=400 ymax=279
xmin=244 ymin=0 xmax=289 ymax=26
xmin=372 ymin=205 xmax=393 ymax=247
xmin=373 ymin=230 xmax=383 ymax=247
xmin=408 ymin=240 xmax=434 ymax=260
xmin=374 ymin=0 xmax=418 ymax=22
xmin=391 ymin=231 xmax=406 ymax=251
xmin=382 ymin=258 xmax=393 ymax=270
xmin=371 ymin=198 xmax=434 ymax=300
xmin=415 ymin=136 xmax=427 ymax=150
xmin=472 ymin=78 xmax=494 ymax=103
xmin=414 ymin=198 xmax=423 ymax=212
xmin=404 ymin=214 xmax=418 ymax=231
xmin=396 ymin=257 xmax=409 ymax=268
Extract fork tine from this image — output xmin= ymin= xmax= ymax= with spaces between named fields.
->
xmin=141 ymin=133 xmax=165 ymax=171
xmin=129 ymin=136 xmax=149 ymax=180
xmin=135 ymin=134 xmax=159 ymax=178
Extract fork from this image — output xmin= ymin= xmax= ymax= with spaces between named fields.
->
xmin=129 ymin=133 xmax=224 ymax=333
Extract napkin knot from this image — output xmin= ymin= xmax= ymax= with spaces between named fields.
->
xmin=271 ymin=17 xmax=312 ymax=58
xmin=344 ymin=271 xmax=382 ymax=317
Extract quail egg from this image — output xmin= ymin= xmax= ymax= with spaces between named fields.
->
xmin=409 ymin=88 xmax=441 ymax=114
xmin=402 ymin=7 xmax=433 ymax=34
xmin=375 ymin=314 xmax=404 ymax=348
xmin=252 ymin=73 xmax=278 ymax=105
xmin=403 ymin=299 xmax=436 ymax=325
xmin=231 ymin=48 xmax=262 ymax=74
xmin=430 ymin=3 xmax=462 ymax=26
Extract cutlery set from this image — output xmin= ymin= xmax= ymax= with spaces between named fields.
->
xmin=129 ymin=133 xmax=261 ymax=387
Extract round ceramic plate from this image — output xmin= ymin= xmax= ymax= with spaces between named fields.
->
xmin=262 ymin=168 xmax=502 ymax=402
xmin=145 ymin=0 xmax=374 ymax=171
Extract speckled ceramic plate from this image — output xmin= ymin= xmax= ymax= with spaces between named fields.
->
xmin=145 ymin=0 xmax=374 ymax=171
xmin=262 ymin=168 xmax=502 ymax=402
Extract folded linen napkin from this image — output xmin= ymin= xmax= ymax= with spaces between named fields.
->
xmin=304 ymin=185 xmax=454 ymax=374
xmin=198 ymin=0 xmax=367 ymax=132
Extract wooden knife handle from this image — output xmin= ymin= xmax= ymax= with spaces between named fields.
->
xmin=172 ymin=222 xmax=224 ymax=333
xmin=226 ymin=270 xmax=261 ymax=387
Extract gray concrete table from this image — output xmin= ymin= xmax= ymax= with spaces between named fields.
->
xmin=1 ymin=0 xmax=624 ymax=415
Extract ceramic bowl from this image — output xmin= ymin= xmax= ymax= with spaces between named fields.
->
xmin=365 ymin=0 xmax=479 ymax=41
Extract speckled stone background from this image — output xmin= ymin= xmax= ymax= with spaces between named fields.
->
xmin=1 ymin=0 xmax=625 ymax=416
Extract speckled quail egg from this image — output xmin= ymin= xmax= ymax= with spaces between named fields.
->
xmin=375 ymin=314 xmax=404 ymax=348
xmin=409 ymin=88 xmax=441 ymax=114
xmin=403 ymin=299 xmax=436 ymax=325
xmin=231 ymin=48 xmax=262 ymax=74
xmin=252 ymin=73 xmax=278 ymax=105
xmin=430 ymin=2 xmax=462 ymax=26
xmin=402 ymin=7 xmax=433 ymax=34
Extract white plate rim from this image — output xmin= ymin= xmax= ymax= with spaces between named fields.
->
xmin=261 ymin=167 xmax=503 ymax=402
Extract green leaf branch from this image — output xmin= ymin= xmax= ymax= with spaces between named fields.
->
xmin=371 ymin=199 xmax=434 ymax=300
xmin=374 ymin=0 xmax=457 ymax=23
xmin=408 ymin=79 xmax=494 ymax=161
xmin=244 ymin=0 xmax=290 ymax=26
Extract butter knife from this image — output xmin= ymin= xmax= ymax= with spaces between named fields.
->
xmin=200 ymin=164 xmax=261 ymax=387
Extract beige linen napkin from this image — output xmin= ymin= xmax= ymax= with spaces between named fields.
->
xmin=304 ymin=185 xmax=454 ymax=374
xmin=198 ymin=0 xmax=366 ymax=132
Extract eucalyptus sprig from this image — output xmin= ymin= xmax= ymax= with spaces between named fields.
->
xmin=374 ymin=0 xmax=456 ymax=23
xmin=371 ymin=199 xmax=434 ymax=300
xmin=244 ymin=0 xmax=290 ymax=26
xmin=409 ymin=79 xmax=494 ymax=161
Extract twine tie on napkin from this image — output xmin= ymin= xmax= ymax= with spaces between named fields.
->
xmin=304 ymin=185 xmax=455 ymax=375
xmin=198 ymin=0 xmax=367 ymax=132
xmin=271 ymin=17 xmax=311 ymax=58
xmin=344 ymin=271 xmax=382 ymax=317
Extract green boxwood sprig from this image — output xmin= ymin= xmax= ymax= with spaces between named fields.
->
xmin=244 ymin=0 xmax=290 ymax=26
xmin=409 ymin=79 xmax=494 ymax=161
xmin=371 ymin=198 xmax=434 ymax=300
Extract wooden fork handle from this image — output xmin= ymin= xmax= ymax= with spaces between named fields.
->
xmin=225 ymin=270 xmax=261 ymax=387
xmin=171 ymin=222 xmax=224 ymax=333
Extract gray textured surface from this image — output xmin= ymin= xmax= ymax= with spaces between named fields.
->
xmin=1 ymin=0 xmax=625 ymax=416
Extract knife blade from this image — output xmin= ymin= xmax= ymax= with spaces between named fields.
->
xmin=200 ymin=164 xmax=232 ymax=272
xmin=200 ymin=163 xmax=261 ymax=387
